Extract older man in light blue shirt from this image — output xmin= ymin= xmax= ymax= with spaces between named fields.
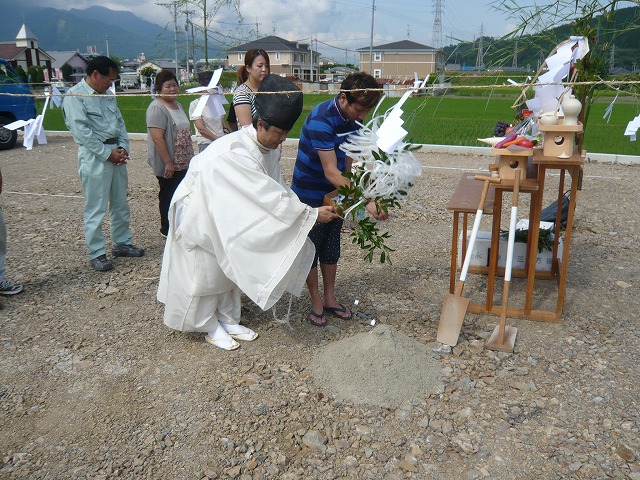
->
xmin=63 ymin=56 xmax=144 ymax=271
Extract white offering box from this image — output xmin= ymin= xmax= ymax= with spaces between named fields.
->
xmin=458 ymin=228 xmax=563 ymax=272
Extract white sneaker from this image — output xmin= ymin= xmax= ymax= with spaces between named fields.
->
xmin=204 ymin=325 xmax=240 ymax=351
xmin=221 ymin=323 xmax=259 ymax=342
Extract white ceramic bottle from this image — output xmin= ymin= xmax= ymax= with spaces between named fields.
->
xmin=561 ymin=94 xmax=582 ymax=126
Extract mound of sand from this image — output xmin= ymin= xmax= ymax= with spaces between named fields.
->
xmin=312 ymin=324 xmax=443 ymax=406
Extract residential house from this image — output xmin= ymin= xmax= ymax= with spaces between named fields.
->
xmin=48 ymin=51 xmax=88 ymax=84
xmin=0 ymin=24 xmax=54 ymax=76
xmin=226 ymin=36 xmax=320 ymax=81
xmin=357 ymin=40 xmax=443 ymax=80
xmin=139 ymin=59 xmax=184 ymax=75
xmin=320 ymin=66 xmax=359 ymax=83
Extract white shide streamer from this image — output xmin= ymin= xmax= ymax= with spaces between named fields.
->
xmin=338 ymin=98 xmax=423 ymax=210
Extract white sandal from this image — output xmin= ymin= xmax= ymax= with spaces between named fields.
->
xmin=204 ymin=325 xmax=240 ymax=350
xmin=221 ymin=323 xmax=259 ymax=342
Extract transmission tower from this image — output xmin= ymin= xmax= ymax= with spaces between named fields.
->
xmin=609 ymin=43 xmax=615 ymax=70
xmin=432 ymin=0 xmax=443 ymax=50
xmin=512 ymin=40 xmax=518 ymax=68
xmin=475 ymin=24 xmax=484 ymax=70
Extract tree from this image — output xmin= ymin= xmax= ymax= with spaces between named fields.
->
xmin=491 ymin=0 xmax=640 ymax=151
xmin=177 ymin=0 xmax=242 ymax=69
xmin=27 ymin=66 xmax=44 ymax=85
xmin=140 ymin=66 xmax=156 ymax=87
xmin=61 ymin=63 xmax=73 ymax=81
xmin=15 ymin=65 xmax=27 ymax=83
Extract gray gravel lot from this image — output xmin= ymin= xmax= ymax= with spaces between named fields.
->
xmin=0 ymin=136 xmax=639 ymax=479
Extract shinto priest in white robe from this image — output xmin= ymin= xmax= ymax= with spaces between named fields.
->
xmin=157 ymin=125 xmax=318 ymax=332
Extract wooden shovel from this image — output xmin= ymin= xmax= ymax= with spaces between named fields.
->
xmin=437 ymin=175 xmax=499 ymax=346
xmin=487 ymin=171 xmax=520 ymax=352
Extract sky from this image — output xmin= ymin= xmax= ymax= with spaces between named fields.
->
xmin=20 ymin=0 xmax=533 ymax=61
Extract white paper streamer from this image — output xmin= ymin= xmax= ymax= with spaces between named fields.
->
xmin=526 ymin=36 xmax=590 ymax=119
xmin=4 ymin=92 xmax=49 ymax=149
xmin=624 ymin=114 xmax=640 ymax=141
xmin=338 ymin=103 xmax=423 ymax=203
xmin=603 ymin=92 xmax=618 ymax=123
xmin=186 ymin=68 xmax=227 ymax=119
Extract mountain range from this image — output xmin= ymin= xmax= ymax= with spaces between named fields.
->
xmin=0 ymin=2 xmax=183 ymax=60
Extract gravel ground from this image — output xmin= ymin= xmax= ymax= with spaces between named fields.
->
xmin=0 ymin=136 xmax=639 ymax=479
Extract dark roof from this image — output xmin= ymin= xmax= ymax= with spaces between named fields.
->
xmin=228 ymin=36 xmax=309 ymax=54
xmin=144 ymin=59 xmax=184 ymax=69
xmin=357 ymin=40 xmax=437 ymax=52
xmin=48 ymin=51 xmax=87 ymax=69
xmin=0 ymin=43 xmax=24 ymax=61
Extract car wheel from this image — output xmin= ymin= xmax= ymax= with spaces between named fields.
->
xmin=0 ymin=116 xmax=18 ymax=150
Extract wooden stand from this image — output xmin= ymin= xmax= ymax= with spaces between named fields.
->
xmin=445 ymin=173 xmax=495 ymax=294
xmin=446 ymin=151 xmax=584 ymax=323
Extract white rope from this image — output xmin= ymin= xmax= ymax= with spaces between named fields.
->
xmin=272 ymin=292 xmax=295 ymax=331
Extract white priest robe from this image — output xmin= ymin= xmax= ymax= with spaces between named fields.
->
xmin=157 ymin=125 xmax=318 ymax=332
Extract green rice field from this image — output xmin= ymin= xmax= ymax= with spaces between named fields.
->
xmin=39 ymin=92 xmax=640 ymax=156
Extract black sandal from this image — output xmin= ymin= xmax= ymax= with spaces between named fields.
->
xmin=323 ymin=304 xmax=353 ymax=320
xmin=308 ymin=310 xmax=327 ymax=327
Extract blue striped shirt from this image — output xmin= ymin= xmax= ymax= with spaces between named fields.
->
xmin=291 ymin=96 xmax=357 ymax=207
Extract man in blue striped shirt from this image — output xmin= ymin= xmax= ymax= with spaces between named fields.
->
xmin=292 ymin=72 xmax=385 ymax=327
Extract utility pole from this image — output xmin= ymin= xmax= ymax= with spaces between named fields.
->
xmin=512 ymin=40 xmax=518 ymax=68
xmin=157 ymin=1 xmax=180 ymax=80
xmin=172 ymin=2 xmax=179 ymax=79
xmin=105 ymin=35 xmax=110 ymax=57
xmin=183 ymin=9 xmax=195 ymax=80
xmin=189 ymin=20 xmax=197 ymax=77
xmin=184 ymin=12 xmax=190 ymax=80
xmin=368 ymin=0 xmax=376 ymax=75
xmin=309 ymin=37 xmax=312 ymax=81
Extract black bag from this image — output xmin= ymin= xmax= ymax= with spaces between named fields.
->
xmin=540 ymin=194 xmax=569 ymax=228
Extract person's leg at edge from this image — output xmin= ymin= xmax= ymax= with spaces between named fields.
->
xmin=319 ymin=218 xmax=351 ymax=318
xmin=157 ymin=170 xmax=186 ymax=237
xmin=180 ymin=291 xmax=239 ymax=351
xmin=109 ymin=162 xmax=133 ymax=246
xmin=306 ymin=222 xmax=329 ymax=325
xmin=217 ymin=286 xmax=257 ymax=341
xmin=156 ymin=177 xmax=171 ymax=237
xmin=79 ymin=153 xmax=109 ymax=259
xmin=319 ymin=262 xmax=339 ymax=309
xmin=306 ymin=267 xmax=327 ymax=323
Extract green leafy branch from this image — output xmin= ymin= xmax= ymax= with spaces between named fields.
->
xmin=334 ymin=144 xmax=419 ymax=264
xmin=500 ymin=227 xmax=555 ymax=253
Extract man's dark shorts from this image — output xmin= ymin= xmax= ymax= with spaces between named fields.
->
xmin=308 ymin=218 xmax=343 ymax=268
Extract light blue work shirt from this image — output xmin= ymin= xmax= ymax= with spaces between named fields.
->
xmin=62 ymin=78 xmax=129 ymax=158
